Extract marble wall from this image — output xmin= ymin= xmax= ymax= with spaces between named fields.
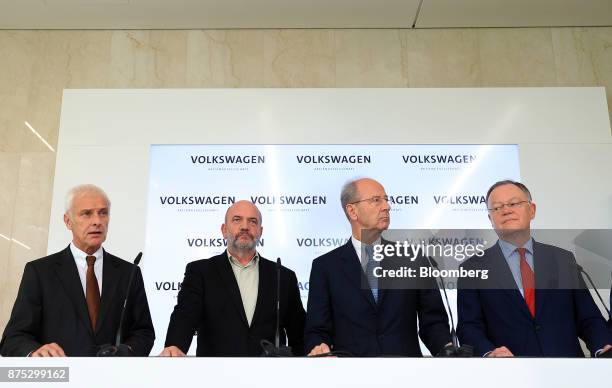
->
xmin=1 ymin=27 xmax=611 ymax=333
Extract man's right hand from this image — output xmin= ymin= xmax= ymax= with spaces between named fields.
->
xmin=159 ymin=346 xmax=186 ymax=357
xmin=30 ymin=343 xmax=66 ymax=357
xmin=308 ymin=343 xmax=331 ymax=356
xmin=487 ymin=346 xmax=513 ymax=357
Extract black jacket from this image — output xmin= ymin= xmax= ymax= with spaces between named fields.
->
xmin=0 ymin=246 xmax=155 ymax=356
xmin=164 ymin=253 xmax=305 ymax=356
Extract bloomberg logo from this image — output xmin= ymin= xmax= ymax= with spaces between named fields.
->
xmin=296 ymin=154 xmax=371 ymax=164
xmin=433 ymin=195 xmax=486 ymax=205
xmin=402 ymin=154 xmax=477 ymax=164
xmin=190 ymin=155 xmax=265 ymax=164
xmin=187 ymin=237 xmax=265 ymax=248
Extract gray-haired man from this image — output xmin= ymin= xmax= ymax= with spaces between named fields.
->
xmin=0 ymin=184 xmax=154 ymax=357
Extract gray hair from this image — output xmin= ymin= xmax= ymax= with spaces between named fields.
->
xmin=340 ymin=178 xmax=362 ymax=220
xmin=486 ymin=180 xmax=532 ymax=204
xmin=65 ymin=184 xmax=111 ymax=217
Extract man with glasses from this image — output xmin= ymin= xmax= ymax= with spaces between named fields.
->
xmin=457 ymin=180 xmax=611 ymax=357
xmin=305 ymin=177 xmax=451 ymax=356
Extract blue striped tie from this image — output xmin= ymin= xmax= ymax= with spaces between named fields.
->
xmin=364 ymin=245 xmax=379 ymax=303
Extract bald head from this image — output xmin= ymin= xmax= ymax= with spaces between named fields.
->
xmin=222 ymin=200 xmax=263 ymax=256
xmin=354 ymin=178 xmax=385 ymax=194
xmin=341 ymin=177 xmax=390 ymax=243
xmin=224 ymin=200 xmax=262 ymax=225
xmin=341 ymin=178 xmax=385 ymax=218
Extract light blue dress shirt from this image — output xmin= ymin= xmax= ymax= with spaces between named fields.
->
xmin=498 ymin=238 xmax=534 ymax=297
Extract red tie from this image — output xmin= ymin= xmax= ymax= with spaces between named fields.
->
xmin=517 ymin=248 xmax=535 ymax=318
xmin=86 ymin=255 xmax=101 ymax=331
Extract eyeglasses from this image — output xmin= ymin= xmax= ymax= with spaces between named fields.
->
xmin=350 ymin=195 xmax=389 ymax=206
xmin=487 ymin=200 xmax=529 ymax=213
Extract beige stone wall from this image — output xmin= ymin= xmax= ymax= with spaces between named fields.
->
xmin=1 ymin=28 xmax=611 ymax=334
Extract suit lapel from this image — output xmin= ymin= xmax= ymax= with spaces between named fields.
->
xmin=96 ymin=250 xmax=123 ymax=334
xmin=377 ymin=240 xmax=396 ymax=306
xmin=533 ymin=241 xmax=555 ymax=318
xmin=53 ymin=246 xmax=93 ymax=335
xmin=251 ymin=257 xmax=272 ymax=329
xmin=377 ymin=283 xmax=388 ymax=306
xmin=489 ymin=243 xmax=533 ymax=319
xmin=339 ymin=241 xmax=377 ymax=310
xmin=214 ymin=254 xmax=249 ymax=327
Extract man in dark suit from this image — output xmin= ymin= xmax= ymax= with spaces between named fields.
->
xmin=457 ymin=180 xmax=611 ymax=357
xmin=161 ymin=200 xmax=305 ymax=356
xmin=305 ymin=178 xmax=451 ymax=357
xmin=0 ymin=184 xmax=155 ymax=357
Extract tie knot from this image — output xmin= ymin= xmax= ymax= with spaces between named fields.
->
xmin=86 ymin=255 xmax=96 ymax=267
xmin=364 ymin=245 xmax=374 ymax=258
xmin=516 ymin=247 xmax=527 ymax=260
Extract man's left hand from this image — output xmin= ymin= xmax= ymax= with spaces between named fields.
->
xmin=597 ymin=344 xmax=612 ymax=357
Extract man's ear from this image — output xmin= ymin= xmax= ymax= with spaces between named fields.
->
xmin=220 ymin=223 xmax=227 ymax=238
xmin=63 ymin=213 xmax=72 ymax=230
xmin=346 ymin=204 xmax=358 ymax=221
xmin=529 ymin=202 xmax=536 ymax=220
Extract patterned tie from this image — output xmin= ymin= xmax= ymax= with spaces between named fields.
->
xmin=517 ymin=248 xmax=535 ymax=318
xmin=364 ymin=245 xmax=379 ymax=303
xmin=86 ymin=255 xmax=101 ymax=331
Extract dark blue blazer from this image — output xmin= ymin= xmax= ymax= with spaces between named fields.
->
xmin=457 ymin=240 xmax=610 ymax=357
xmin=609 ymin=288 xmax=612 ymax=333
xmin=305 ymin=240 xmax=451 ymax=357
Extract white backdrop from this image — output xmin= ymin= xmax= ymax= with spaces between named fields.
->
xmin=144 ymin=144 xmax=519 ymax=353
xmin=48 ymin=88 xmax=612 ymax=355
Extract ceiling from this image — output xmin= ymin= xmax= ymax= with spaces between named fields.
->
xmin=0 ymin=0 xmax=610 ymax=29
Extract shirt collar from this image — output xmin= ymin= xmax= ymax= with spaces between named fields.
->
xmin=227 ymin=249 xmax=259 ymax=269
xmin=498 ymin=237 xmax=533 ymax=257
xmin=70 ymin=242 xmax=104 ymax=264
xmin=351 ymin=235 xmax=382 ymax=260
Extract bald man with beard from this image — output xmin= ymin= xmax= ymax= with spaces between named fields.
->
xmin=161 ymin=200 xmax=305 ymax=356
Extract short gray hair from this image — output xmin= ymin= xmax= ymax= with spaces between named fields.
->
xmin=65 ymin=184 xmax=111 ymax=217
xmin=486 ymin=180 xmax=532 ymax=204
xmin=340 ymin=178 xmax=362 ymax=220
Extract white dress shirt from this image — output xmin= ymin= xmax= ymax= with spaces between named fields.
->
xmin=227 ymin=250 xmax=259 ymax=327
xmin=351 ymin=236 xmax=382 ymax=268
xmin=70 ymin=242 xmax=103 ymax=296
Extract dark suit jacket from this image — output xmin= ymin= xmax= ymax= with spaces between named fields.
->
xmin=457 ymin=240 xmax=610 ymax=357
xmin=164 ymin=253 xmax=305 ymax=356
xmin=609 ymin=288 xmax=612 ymax=333
xmin=0 ymin=246 xmax=155 ymax=356
xmin=304 ymin=240 xmax=451 ymax=357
